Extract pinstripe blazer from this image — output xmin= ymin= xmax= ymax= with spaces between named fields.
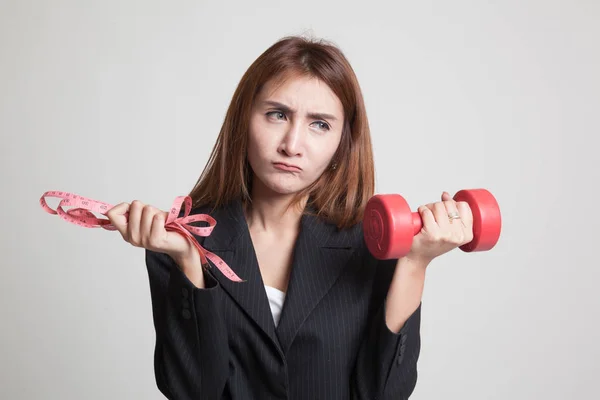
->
xmin=144 ymin=197 xmax=422 ymax=400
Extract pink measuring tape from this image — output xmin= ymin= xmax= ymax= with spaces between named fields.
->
xmin=39 ymin=190 xmax=243 ymax=282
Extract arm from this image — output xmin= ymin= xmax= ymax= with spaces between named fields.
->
xmin=384 ymin=257 xmax=427 ymax=334
xmin=145 ymin=249 xmax=229 ymax=399
xmin=351 ymin=257 xmax=427 ymax=400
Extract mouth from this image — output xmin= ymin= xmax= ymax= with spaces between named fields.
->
xmin=273 ymin=162 xmax=302 ymax=172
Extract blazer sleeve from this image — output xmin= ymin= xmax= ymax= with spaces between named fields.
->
xmin=351 ymin=258 xmax=422 ymax=400
xmin=145 ymin=249 xmax=229 ymax=399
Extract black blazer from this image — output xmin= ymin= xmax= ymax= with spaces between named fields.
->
xmin=144 ymin=198 xmax=422 ymax=399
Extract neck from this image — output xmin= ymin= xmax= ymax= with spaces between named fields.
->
xmin=243 ymin=180 xmax=308 ymax=235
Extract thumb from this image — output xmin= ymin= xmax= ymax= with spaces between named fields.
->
xmin=106 ymin=202 xmax=130 ymax=234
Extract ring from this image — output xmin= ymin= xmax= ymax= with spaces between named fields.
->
xmin=448 ymin=211 xmax=461 ymax=223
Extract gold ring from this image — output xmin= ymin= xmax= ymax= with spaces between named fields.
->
xmin=448 ymin=212 xmax=460 ymax=223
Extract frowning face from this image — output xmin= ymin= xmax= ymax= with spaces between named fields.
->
xmin=247 ymin=75 xmax=344 ymax=198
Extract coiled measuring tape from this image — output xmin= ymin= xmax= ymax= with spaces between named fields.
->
xmin=39 ymin=190 xmax=243 ymax=282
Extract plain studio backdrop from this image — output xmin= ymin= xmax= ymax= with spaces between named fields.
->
xmin=1 ymin=0 xmax=599 ymax=399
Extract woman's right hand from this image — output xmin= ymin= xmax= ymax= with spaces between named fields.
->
xmin=106 ymin=199 xmax=196 ymax=262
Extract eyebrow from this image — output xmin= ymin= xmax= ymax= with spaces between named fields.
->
xmin=261 ymin=100 xmax=339 ymax=122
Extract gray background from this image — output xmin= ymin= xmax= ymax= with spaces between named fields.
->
xmin=1 ymin=0 xmax=599 ymax=399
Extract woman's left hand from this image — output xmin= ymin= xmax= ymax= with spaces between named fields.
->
xmin=404 ymin=191 xmax=474 ymax=265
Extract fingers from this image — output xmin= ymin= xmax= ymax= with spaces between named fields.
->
xmin=140 ymin=205 xmax=157 ymax=248
xmin=456 ymin=201 xmax=474 ymax=242
xmin=148 ymin=209 xmax=168 ymax=249
xmin=411 ymin=191 xmax=476 ymax=261
xmin=442 ymin=197 xmax=459 ymax=224
xmin=432 ymin=201 xmax=451 ymax=229
xmin=106 ymin=199 xmax=171 ymax=251
xmin=129 ymin=201 xmax=168 ymax=248
xmin=417 ymin=205 xmax=438 ymax=234
xmin=127 ymin=200 xmax=145 ymax=246
xmin=441 ymin=191 xmax=460 ymax=226
xmin=106 ymin=202 xmax=130 ymax=240
xmin=421 ymin=192 xmax=472 ymax=243
xmin=421 ymin=201 xmax=451 ymax=230
xmin=440 ymin=192 xmax=474 ymax=245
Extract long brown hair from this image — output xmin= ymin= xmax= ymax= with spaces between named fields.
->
xmin=187 ymin=35 xmax=375 ymax=230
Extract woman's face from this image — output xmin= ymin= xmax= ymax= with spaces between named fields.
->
xmin=247 ymin=75 xmax=344 ymax=198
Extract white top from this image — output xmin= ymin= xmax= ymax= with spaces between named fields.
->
xmin=264 ymin=285 xmax=286 ymax=327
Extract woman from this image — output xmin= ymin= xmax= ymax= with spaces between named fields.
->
xmin=107 ymin=35 xmax=473 ymax=400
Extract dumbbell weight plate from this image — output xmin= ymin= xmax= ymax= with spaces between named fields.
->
xmin=454 ymin=189 xmax=502 ymax=252
xmin=364 ymin=194 xmax=415 ymax=260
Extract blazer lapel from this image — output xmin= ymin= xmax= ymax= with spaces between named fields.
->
xmin=200 ymin=199 xmax=281 ymax=353
xmin=198 ymin=198 xmax=362 ymax=356
xmin=275 ymin=208 xmax=361 ymax=354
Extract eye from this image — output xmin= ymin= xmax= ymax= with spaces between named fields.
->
xmin=311 ymin=121 xmax=331 ymax=131
xmin=266 ymin=111 xmax=287 ymax=120
xmin=266 ymin=111 xmax=331 ymax=131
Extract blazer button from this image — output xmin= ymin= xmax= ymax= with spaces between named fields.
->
xmin=182 ymin=309 xmax=191 ymax=319
xmin=182 ymin=299 xmax=190 ymax=309
xmin=182 ymin=288 xmax=189 ymax=298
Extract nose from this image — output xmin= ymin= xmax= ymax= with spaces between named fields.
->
xmin=278 ymin=121 xmax=304 ymax=157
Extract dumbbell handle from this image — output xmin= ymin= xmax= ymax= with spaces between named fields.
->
xmin=410 ymin=212 xmax=425 ymax=236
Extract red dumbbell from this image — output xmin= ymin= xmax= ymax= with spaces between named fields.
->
xmin=363 ymin=188 xmax=501 ymax=260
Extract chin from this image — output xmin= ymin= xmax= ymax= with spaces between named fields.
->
xmin=266 ymin=181 xmax=304 ymax=196
xmin=256 ymin=172 xmax=309 ymax=196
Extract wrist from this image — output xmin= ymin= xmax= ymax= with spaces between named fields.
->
xmin=396 ymin=256 xmax=430 ymax=276
xmin=170 ymin=249 xmax=198 ymax=268
xmin=169 ymin=243 xmax=193 ymax=261
xmin=169 ymin=249 xmax=206 ymax=288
